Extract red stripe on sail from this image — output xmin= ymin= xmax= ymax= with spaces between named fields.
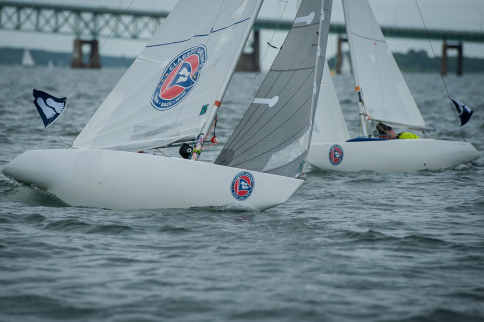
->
xmin=159 ymin=64 xmax=182 ymax=98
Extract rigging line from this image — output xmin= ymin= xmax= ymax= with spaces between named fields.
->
xmin=27 ymin=131 xmax=45 ymax=152
xmin=414 ymin=0 xmax=466 ymax=141
xmin=202 ymin=118 xmax=217 ymax=147
xmin=66 ymin=0 xmax=136 ymax=99
xmin=236 ymin=0 xmax=291 ymax=120
xmin=54 ymin=0 xmax=136 ymax=148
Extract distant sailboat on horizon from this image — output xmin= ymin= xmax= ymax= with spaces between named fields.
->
xmin=21 ymin=49 xmax=35 ymax=67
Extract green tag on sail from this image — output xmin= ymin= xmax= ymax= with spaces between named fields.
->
xmin=200 ymin=104 xmax=208 ymax=115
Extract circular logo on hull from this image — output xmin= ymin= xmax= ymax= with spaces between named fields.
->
xmin=231 ymin=171 xmax=255 ymax=201
xmin=151 ymin=45 xmax=207 ymax=111
xmin=329 ymin=144 xmax=344 ymax=165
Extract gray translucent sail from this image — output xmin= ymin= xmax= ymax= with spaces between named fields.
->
xmin=215 ymin=0 xmax=332 ymax=178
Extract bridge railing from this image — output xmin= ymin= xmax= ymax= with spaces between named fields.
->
xmin=2 ymin=1 xmax=484 ymax=43
xmin=0 ymin=1 xmax=168 ymax=39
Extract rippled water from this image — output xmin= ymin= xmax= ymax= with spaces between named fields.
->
xmin=1 ymin=66 xmax=484 ymax=321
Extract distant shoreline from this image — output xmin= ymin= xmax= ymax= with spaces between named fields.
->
xmin=2 ymin=47 xmax=484 ymax=73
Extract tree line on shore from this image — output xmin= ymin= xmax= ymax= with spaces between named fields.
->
xmin=2 ymin=47 xmax=484 ymax=73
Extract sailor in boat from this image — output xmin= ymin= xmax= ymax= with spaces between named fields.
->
xmin=376 ymin=122 xmax=420 ymax=140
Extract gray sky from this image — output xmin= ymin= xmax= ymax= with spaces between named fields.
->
xmin=2 ymin=0 xmax=484 ymax=65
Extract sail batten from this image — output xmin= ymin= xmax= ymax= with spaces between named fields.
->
xmin=351 ymin=32 xmax=386 ymax=43
xmin=146 ymin=17 xmax=251 ymax=48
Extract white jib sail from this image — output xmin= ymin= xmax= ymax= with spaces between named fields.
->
xmin=343 ymin=0 xmax=429 ymax=131
xmin=73 ymin=0 xmax=263 ymax=152
xmin=311 ymin=61 xmax=350 ymax=144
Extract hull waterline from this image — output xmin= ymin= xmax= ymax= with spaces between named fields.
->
xmin=308 ymin=139 xmax=479 ymax=172
xmin=3 ymin=149 xmax=304 ymax=210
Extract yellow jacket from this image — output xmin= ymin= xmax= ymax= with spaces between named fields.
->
xmin=398 ymin=132 xmax=420 ymax=139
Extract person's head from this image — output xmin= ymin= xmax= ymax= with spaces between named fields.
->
xmin=376 ymin=122 xmax=396 ymax=139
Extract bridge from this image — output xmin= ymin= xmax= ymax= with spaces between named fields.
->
xmin=1 ymin=1 xmax=483 ymax=73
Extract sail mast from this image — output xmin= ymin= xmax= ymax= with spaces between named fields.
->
xmin=192 ymin=0 xmax=264 ymax=160
xmin=342 ymin=0 xmax=368 ymax=137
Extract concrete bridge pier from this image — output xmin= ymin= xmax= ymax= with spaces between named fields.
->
xmin=71 ymin=38 xmax=101 ymax=69
xmin=441 ymin=41 xmax=463 ymax=76
xmin=335 ymin=36 xmax=348 ymax=74
xmin=236 ymin=30 xmax=260 ymax=71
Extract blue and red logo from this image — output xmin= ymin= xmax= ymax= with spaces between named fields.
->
xmin=231 ymin=171 xmax=255 ymax=201
xmin=151 ymin=45 xmax=207 ymax=111
xmin=329 ymin=144 xmax=343 ymax=165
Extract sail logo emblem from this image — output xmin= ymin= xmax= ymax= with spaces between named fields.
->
xmin=231 ymin=171 xmax=255 ymax=201
xmin=151 ymin=45 xmax=207 ymax=111
xmin=329 ymin=144 xmax=344 ymax=165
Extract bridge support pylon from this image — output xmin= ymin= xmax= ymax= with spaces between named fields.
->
xmin=441 ymin=41 xmax=463 ymax=76
xmin=71 ymin=38 xmax=101 ymax=69
xmin=335 ymin=36 xmax=348 ymax=74
xmin=236 ymin=30 xmax=260 ymax=71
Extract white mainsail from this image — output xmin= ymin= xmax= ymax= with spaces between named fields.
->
xmin=21 ymin=49 xmax=35 ymax=67
xmin=73 ymin=0 xmax=263 ymax=152
xmin=343 ymin=0 xmax=432 ymax=132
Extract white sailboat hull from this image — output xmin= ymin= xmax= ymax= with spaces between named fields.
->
xmin=3 ymin=149 xmax=304 ymax=210
xmin=308 ymin=139 xmax=479 ymax=172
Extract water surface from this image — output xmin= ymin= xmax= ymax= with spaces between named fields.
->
xmin=1 ymin=66 xmax=483 ymax=321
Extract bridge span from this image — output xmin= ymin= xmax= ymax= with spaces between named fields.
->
xmin=1 ymin=1 xmax=483 ymax=73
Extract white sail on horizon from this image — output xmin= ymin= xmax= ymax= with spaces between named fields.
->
xmin=21 ymin=49 xmax=35 ymax=67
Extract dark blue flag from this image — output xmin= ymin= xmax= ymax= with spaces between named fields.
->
xmin=449 ymin=96 xmax=473 ymax=127
xmin=33 ymin=89 xmax=68 ymax=128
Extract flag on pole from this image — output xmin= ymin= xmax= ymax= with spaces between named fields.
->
xmin=33 ymin=89 xmax=68 ymax=128
xmin=449 ymin=96 xmax=473 ymax=127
